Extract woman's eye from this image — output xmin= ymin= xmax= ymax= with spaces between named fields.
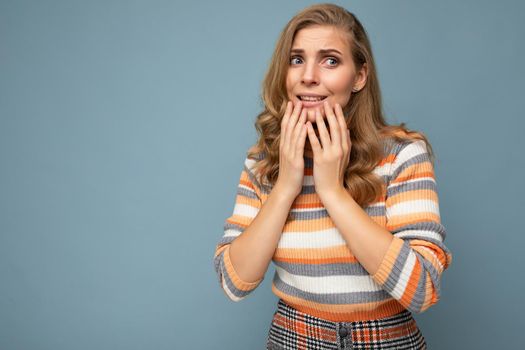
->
xmin=290 ymin=56 xmax=302 ymax=65
xmin=289 ymin=56 xmax=339 ymax=66
xmin=326 ymin=57 xmax=338 ymax=66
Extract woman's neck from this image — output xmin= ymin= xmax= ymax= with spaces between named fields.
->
xmin=304 ymin=143 xmax=313 ymax=158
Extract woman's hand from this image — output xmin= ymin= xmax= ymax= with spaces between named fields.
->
xmin=274 ymin=100 xmax=308 ymax=200
xmin=306 ymin=100 xmax=351 ymax=199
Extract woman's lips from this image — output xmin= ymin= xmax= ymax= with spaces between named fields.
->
xmin=297 ymin=96 xmax=327 ymax=107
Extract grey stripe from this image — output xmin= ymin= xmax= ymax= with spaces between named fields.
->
xmin=406 ymin=249 xmax=442 ymax=314
xmin=213 ymin=250 xmax=222 ymax=284
xmin=243 ymin=164 xmax=264 ymax=195
xmin=299 ymin=184 xmax=317 ymax=195
xmin=407 ymin=254 xmax=427 ymax=313
xmin=364 ymin=205 xmax=386 ymax=217
xmin=215 ymin=235 xmax=236 ymax=247
xmin=416 ymin=250 xmax=442 ymax=298
xmin=392 ymin=221 xmax=447 ymax=241
xmin=387 ymin=178 xmax=437 ymax=197
xmin=223 ymin=221 xmax=245 ymax=234
xmin=389 ymin=152 xmax=430 ymax=183
xmin=287 ymin=203 xmax=385 ymax=220
xmin=272 ymin=272 xmax=391 ymax=304
xmin=288 ymin=207 xmax=330 ymax=220
xmin=218 ymin=249 xmax=259 ymax=299
xmin=274 ymin=260 xmax=370 ymax=277
xmin=237 ymin=185 xmax=259 ymax=200
xmin=396 ymin=232 xmax=450 ymax=254
xmin=382 ymin=240 xmax=411 ymax=292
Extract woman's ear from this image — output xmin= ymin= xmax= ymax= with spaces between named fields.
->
xmin=353 ymin=62 xmax=368 ymax=91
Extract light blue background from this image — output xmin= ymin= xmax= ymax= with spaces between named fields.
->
xmin=1 ymin=0 xmax=523 ymax=349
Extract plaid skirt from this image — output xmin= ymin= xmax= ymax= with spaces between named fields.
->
xmin=266 ymin=299 xmax=426 ymax=350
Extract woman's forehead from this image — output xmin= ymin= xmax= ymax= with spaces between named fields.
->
xmin=292 ymin=26 xmax=350 ymax=53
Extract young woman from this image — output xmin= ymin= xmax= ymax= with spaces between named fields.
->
xmin=213 ymin=3 xmax=452 ymax=349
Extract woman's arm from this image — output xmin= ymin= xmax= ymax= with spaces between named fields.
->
xmin=213 ymin=157 xmax=296 ymax=301
xmin=320 ymin=140 xmax=453 ymax=313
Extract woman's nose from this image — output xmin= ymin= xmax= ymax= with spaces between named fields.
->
xmin=301 ymin=63 xmax=319 ymax=85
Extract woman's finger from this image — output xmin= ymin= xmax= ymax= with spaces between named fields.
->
xmin=315 ymin=108 xmax=331 ymax=149
xmin=280 ymin=101 xmax=293 ymax=150
xmin=306 ymin=121 xmax=322 ymax=154
xmin=297 ymin=120 xmax=308 ymax=156
xmin=323 ymin=100 xmax=340 ymax=149
xmin=291 ymin=109 xmax=307 ymax=156
xmin=285 ymin=101 xmax=303 ymax=150
xmin=334 ymin=103 xmax=348 ymax=153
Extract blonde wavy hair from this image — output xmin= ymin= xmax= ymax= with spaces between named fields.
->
xmin=248 ymin=3 xmax=434 ymax=208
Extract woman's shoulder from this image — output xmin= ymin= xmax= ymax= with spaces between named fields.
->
xmin=381 ymin=133 xmax=429 ymax=158
xmin=381 ymin=135 xmax=411 ymax=159
xmin=246 ymin=144 xmax=266 ymax=162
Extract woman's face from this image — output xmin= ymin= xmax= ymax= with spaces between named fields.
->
xmin=286 ymin=25 xmax=367 ymax=123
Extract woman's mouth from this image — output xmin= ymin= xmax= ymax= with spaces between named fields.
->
xmin=297 ymin=95 xmax=327 ymax=107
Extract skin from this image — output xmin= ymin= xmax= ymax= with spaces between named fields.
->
xmin=285 ymin=25 xmax=368 ymax=156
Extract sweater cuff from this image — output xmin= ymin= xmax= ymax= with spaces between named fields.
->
xmin=223 ymin=245 xmax=263 ymax=290
xmin=371 ymin=235 xmax=405 ymax=285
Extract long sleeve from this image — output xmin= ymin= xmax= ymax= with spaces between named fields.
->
xmin=213 ymin=155 xmax=264 ymax=301
xmin=371 ymin=139 xmax=453 ymax=314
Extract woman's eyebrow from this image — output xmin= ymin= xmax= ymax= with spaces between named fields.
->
xmin=290 ymin=48 xmax=343 ymax=55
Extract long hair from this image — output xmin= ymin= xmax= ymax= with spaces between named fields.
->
xmin=248 ymin=3 xmax=435 ymax=208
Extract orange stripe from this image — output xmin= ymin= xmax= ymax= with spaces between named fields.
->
xmin=274 ymin=245 xmax=358 ymax=262
xmin=226 ymin=215 xmax=254 ymax=228
xmin=378 ymin=153 xmax=396 ymax=166
xmin=400 ymin=259 xmax=421 ymax=307
xmin=239 ymin=175 xmax=256 ymax=191
xmin=234 ymin=193 xmax=260 ymax=207
xmin=391 ymin=163 xmax=434 ymax=184
xmin=223 ymin=246 xmax=262 ymax=290
xmin=372 ymin=236 xmax=404 ymax=284
xmin=387 ymin=189 xmax=438 ymax=205
xmin=272 ymin=285 xmax=407 ymax=322
xmin=411 ymin=243 xmax=444 ymax=273
xmin=387 ymin=212 xmax=441 ymax=230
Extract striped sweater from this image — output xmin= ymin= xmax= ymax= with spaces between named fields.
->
xmin=213 ymin=137 xmax=452 ymax=322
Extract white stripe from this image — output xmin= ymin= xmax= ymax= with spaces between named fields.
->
xmin=414 ymin=245 xmax=444 ymax=272
xmin=391 ymin=250 xmax=417 ymax=299
xmin=304 ymin=175 xmax=314 ymax=186
xmin=222 ymin=274 xmax=242 ymax=302
xmin=245 ymin=157 xmax=257 ymax=169
xmin=232 ymin=203 xmax=259 ymax=218
xmin=275 ymin=265 xmax=383 ymax=293
xmin=224 ymin=228 xmax=241 ymax=238
xmin=239 ymin=183 xmax=257 ymax=193
xmin=387 ymin=199 xmax=440 ymax=217
xmin=277 ymin=227 xmax=345 ymax=249
xmin=373 ymin=162 xmax=390 ymax=177
xmin=395 ymin=230 xmax=443 ymax=242
xmin=392 ymin=140 xmax=428 ymax=173
xmin=366 ymin=202 xmax=385 ymax=208
xmin=388 ymin=176 xmax=435 ymax=189
xmin=290 ymin=206 xmax=322 ymax=213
